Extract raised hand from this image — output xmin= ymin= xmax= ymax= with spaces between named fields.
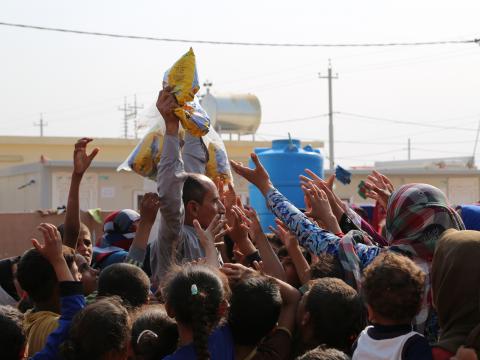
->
xmin=73 ymin=138 xmax=99 ymax=176
xmin=220 ymin=262 xmax=256 ymax=283
xmin=193 ymin=214 xmax=229 ymax=249
xmin=32 ymin=223 xmax=64 ymax=265
xmin=139 ymin=192 xmax=161 ymax=224
xmin=364 ymin=170 xmax=394 ymax=210
xmin=230 ymin=153 xmax=272 ymax=196
xmin=270 ymin=219 xmax=297 ymax=250
xmin=301 ymin=181 xmax=341 ymax=233
xmin=156 ymin=87 xmax=179 ymax=135
xmin=243 ymin=206 xmax=263 ymax=238
xmin=300 ymin=170 xmax=346 ymax=219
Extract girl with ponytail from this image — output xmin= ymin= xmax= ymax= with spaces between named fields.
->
xmin=162 ymin=264 xmax=233 ymax=360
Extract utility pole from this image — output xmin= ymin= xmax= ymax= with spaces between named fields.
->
xmin=408 ymin=138 xmax=411 ymax=160
xmin=472 ymin=120 xmax=480 ymax=160
xmin=34 ymin=113 xmax=48 ymax=137
xmin=128 ymin=94 xmax=144 ymax=139
xmin=118 ymin=95 xmax=143 ymax=138
xmin=319 ymin=60 xmax=338 ymax=170
xmin=118 ymin=97 xmax=129 ymax=138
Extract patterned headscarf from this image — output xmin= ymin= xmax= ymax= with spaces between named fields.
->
xmin=99 ymin=209 xmax=140 ymax=250
xmin=386 ymin=183 xmax=465 ymax=261
xmin=338 ymin=183 xmax=464 ymax=290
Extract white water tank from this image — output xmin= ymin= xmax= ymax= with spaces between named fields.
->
xmin=201 ymin=93 xmax=261 ymax=135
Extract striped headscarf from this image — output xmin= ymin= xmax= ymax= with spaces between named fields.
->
xmin=338 ymin=183 xmax=464 ymax=289
xmin=386 ymin=183 xmax=465 ymax=261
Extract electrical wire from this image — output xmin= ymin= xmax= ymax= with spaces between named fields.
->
xmin=0 ymin=22 xmax=478 ymax=47
xmin=262 ymin=113 xmax=329 ymax=124
xmin=336 ymin=111 xmax=478 ymax=131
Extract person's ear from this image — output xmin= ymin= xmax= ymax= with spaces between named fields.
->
xmin=165 ymin=302 xmax=176 ymax=319
xmin=186 ymin=200 xmax=200 ymax=218
xmin=301 ymin=310 xmax=311 ymax=327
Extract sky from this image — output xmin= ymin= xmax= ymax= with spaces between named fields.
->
xmin=1 ymin=0 xmax=480 ymax=168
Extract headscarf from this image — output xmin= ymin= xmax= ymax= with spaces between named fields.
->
xmin=432 ymin=229 xmax=480 ymax=356
xmin=338 ymin=183 xmax=464 ymax=290
xmin=98 ymin=209 xmax=140 ymax=249
xmin=459 ymin=205 xmax=480 ymax=231
xmin=93 ymin=209 xmax=140 ymax=266
xmin=385 ymin=183 xmax=465 ymax=261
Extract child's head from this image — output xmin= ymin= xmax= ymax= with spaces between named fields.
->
xmin=298 ymin=277 xmax=364 ymax=353
xmin=228 ymin=273 xmax=282 ymax=346
xmin=16 ymin=247 xmax=77 ymax=306
xmin=98 ymin=263 xmax=150 ymax=308
xmin=0 ymin=305 xmax=26 ymax=360
xmin=310 ymin=253 xmax=345 ymax=281
xmin=58 ymin=222 xmax=93 ymax=264
xmin=75 ymin=254 xmax=99 ymax=296
xmin=296 ymin=345 xmax=350 ymax=360
xmin=362 ymin=252 xmax=425 ymax=325
xmin=61 ymin=297 xmax=131 ymax=360
xmin=277 ymin=246 xmax=311 ymax=288
xmin=162 ymin=264 xmax=229 ymax=360
xmin=131 ymin=305 xmax=179 ymax=360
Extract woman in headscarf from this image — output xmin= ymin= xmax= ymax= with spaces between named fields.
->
xmin=231 ymin=155 xmax=464 ymax=333
xmin=92 ymin=209 xmax=141 ymax=270
xmin=431 ymin=229 xmax=480 ymax=360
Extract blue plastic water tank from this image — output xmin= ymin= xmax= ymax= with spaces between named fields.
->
xmin=249 ymin=139 xmax=324 ymax=231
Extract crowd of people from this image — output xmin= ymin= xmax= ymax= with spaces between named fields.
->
xmin=0 ymin=88 xmax=479 ymax=360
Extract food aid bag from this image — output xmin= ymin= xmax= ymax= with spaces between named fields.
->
xmin=163 ymin=48 xmax=210 ymax=137
xmin=117 ymin=106 xmax=232 ymax=183
xmin=118 ymin=48 xmax=231 ymax=182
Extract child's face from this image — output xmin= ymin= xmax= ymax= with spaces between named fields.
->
xmin=296 ymin=291 xmax=313 ymax=343
xmin=281 ymin=256 xmax=301 ymax=288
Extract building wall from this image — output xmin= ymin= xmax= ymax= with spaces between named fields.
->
xmin=331 ymin=173 xmax=479 ymax=206
xmin=0 ymin=135 xmax=323 ymax=210
xmin=0 ymin=170 xmax=44 ymax=212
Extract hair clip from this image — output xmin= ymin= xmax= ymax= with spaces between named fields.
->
xmin=191 ymin=284 xmax=199 ymax=296
xmin=137 ymin=330 xmax=158 ymax=345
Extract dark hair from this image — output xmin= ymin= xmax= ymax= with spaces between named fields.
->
xmin=362 ymin=252 xmax=425 ymax=323
xmin=57 ymin=222 xmax=90 ymax=241
xmin=228 ymin=273 xmax=282 ymax=346
xmin=97 ymin=263 xmax=150 ymax=308
xmin=277 ymin=245 xmax=312 ymax=264
xmin=163 ymin=264 xmax=228 ymax=360
xmin=305 ymin=277 xmax=365 ymax=352
xmin=0 ymin=256 xmax=21 ymax=301
xmin=61 ymin=297 xmax=130 ymax=360
xmin=310 ymin=253 xmax=345 ymax=280
xmin=0 ymin=305 xmax=25 ymax=360
xmin=131 ymin=306 xmax=179 ymax=360
xmin=182 ymin=174 xmax=208 ymax=206
xmin=296 ymin=345 xmax=350 ymax=360
xmin=17 ymin=248 xmax=74 ymax=303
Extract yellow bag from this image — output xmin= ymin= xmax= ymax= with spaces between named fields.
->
xmin=167 ymin=48 xmax=199 ymax=105
xmin=164 ymin=48 xmax=210 ymax=137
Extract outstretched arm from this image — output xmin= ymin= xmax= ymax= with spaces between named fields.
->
xmin=63 ymin=138 xmax=99 ymax=250
xmin=231 ymin=155 xmax=341 ymax=256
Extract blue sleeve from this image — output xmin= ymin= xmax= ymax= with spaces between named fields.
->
xmin=32 ymin=282 xmax=86 ymax=360
xmin=356 ymin=242 xmax=381 ymax=269
xmin=401 ymin=334 xmax=433 ymax=360
xmin=265 ymin=188 xmax=341 ymax=255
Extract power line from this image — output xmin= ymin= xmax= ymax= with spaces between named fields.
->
xmin=336 ymin=111 xmax=477 ymax=131
xmin=263 ymin=113 xmax=329 ymax=124
xmin=1 ymin=22 xmax=479 ymax=47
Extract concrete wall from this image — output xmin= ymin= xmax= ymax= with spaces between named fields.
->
xmin=330 ymin=172 xmax=479 ymax=206
xmin=0 ymin=211 xmax=108 ymax=259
